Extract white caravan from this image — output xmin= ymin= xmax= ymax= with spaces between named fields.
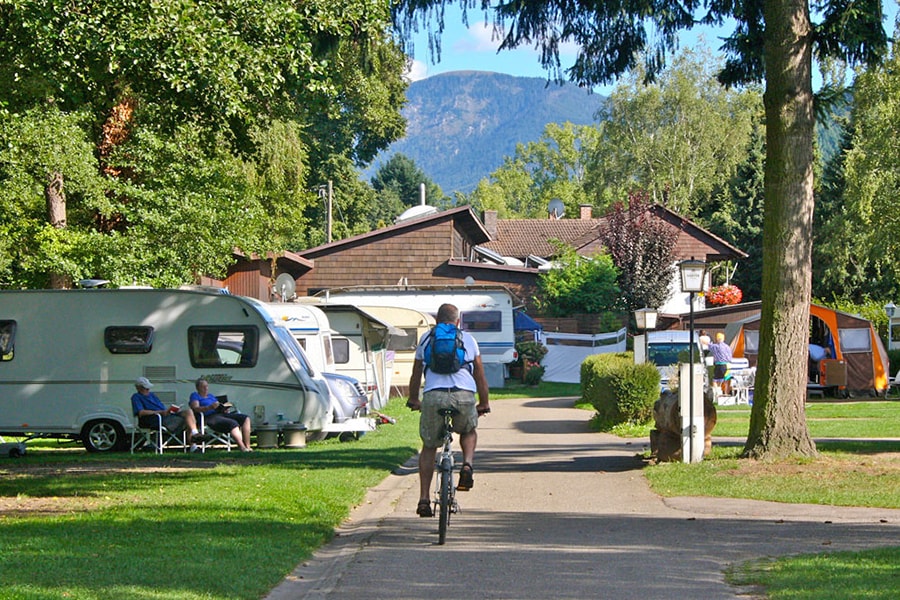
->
xmin=0 ymin=289 xmax=331 ymax=452
xmin=260 ymin=302 xmax=373 ymax=437
xmin=316 ymin=286 xmax=518 ymax=388
xmin=302 ymin=302 xmax=399 ymax=411
xmin=355 ymin=305 xmax=435 ymax=394
xmin=262 ymin=302 xmax=336 ymax=373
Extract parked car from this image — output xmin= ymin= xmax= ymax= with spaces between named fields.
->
xmin=322 ymin=372 xmax=368 ymax=441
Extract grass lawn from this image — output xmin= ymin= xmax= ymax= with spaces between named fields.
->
xmin=713 ymin=400 xmax=900 ymax=438
xmin=0 ymin=397 xmax=422 ymax=600
xmin=1 ymin=385 xmax=896 ymax=599
xmin=726 ymin=547 xmax=900 ymax=600
xmin=580 ymin=392 xmax=900 ymax=598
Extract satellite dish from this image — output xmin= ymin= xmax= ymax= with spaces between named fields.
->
xmin=274 ymin=273 xmax=296 ymax=302
xmin=395 ymin=204 xmax=439 ymax=223
xmin=77 ymin=279 xmax=110 ymax=289
xmin=548 ymin=198 xmax=565 ymax=219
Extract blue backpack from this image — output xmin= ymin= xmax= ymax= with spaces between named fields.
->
xmin=423 ymin=323 xmax=469 ymax=374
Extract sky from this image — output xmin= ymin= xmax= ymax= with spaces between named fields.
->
xmin=403 ymin=4 xmax=899 ymax=94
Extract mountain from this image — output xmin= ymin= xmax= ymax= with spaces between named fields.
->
xmin=369 ymin=71 xmax=607 ymax=195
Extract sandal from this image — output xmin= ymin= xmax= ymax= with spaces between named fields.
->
xmin=457 ymin=463 xmax=474 ymax=491
xmin=416 ymin=499 xmax=433 ymax=517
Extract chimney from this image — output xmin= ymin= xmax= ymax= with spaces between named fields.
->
xmin=483 ymin=210 xmax=498 ymax=238
xmin=579 ymin=204 xmax=593 ymax=220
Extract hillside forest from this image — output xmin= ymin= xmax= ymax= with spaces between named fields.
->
xmin=1 ymin=4 xmax=899 ymax=320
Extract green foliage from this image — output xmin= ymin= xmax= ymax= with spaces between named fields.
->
xmin=535 ymin=241 xmax=620 ymax=316
xmin=0 ymin=107 xmax=111 ymax=287
xmin=586 ymin=48 xmax=760 ymax=217
xmin=369 ymin=153 xmax=444 ymax=226
xmin=697 ymin=115 xmax=766 ymax=301
xmin=581 ymin=352 xmax=659 ymax=428
xmin=523 ymin=362 xmax=546 ymax=385
xmin=0 ymin=0 xmax=407 ymax=287
xmin=468 ymin=122 xmax=600 ymax=217
xmin=515 ymin=340 xmax=549 ymax=365
xmin=836 ymin=49 xmax=900 ymax=301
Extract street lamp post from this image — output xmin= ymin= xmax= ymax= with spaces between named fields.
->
xmin=885 ymin=302 xmax=896 ymax=351
xmin=634 ymin=308 xmax=659 ymax=364
xmin=679 ymin=257 xmax=707 ymax=463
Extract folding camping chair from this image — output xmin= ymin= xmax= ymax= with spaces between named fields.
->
xmin=130 ymin=413 xmax=188 ymax=454
xmin=196 ymin=396 xmax=235 ymax=452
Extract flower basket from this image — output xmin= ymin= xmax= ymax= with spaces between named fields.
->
xmin=705 ymin=284 xmax=743 ymax=307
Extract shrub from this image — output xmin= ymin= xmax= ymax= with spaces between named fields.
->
xmin=523 ymin=361 xmax=545 ymax=385
xmin=515 ymin=340 xmax=548 ymax=366
xmin=581 ymin=352 xmax=659 ymax=429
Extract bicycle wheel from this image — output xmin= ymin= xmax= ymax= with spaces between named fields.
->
xmin=438 ymin=465 xmax=452 ymax=544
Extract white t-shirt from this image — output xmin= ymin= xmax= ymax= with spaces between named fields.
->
xmin=415 ymin=327 xmax=480 ymax=392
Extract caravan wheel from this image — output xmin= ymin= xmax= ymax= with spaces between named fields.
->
xmin=81 ymin=419 xmax=127 ymax=453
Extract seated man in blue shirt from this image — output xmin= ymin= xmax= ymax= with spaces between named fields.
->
xmin=131 ymin=377 xmax=209 ymax=452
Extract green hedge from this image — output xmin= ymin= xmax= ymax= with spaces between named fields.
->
xmin=581 ymin=352 xmax=660 ymax=427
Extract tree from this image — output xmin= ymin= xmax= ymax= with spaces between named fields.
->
xmin=0 ymin=0 xmax=407 ymax=287
xmin=597 ymin=193 xmax=679 ymax=314
xmin=698 ymin=117 xmax=767 ymax=301
xmin=371 ymin=154 xmax=443 ymax=207
xmin=468 ymin=122 xmax=598 ymax=217
xmin=837 ymin=44 xmax=900 ymax=301
xmin=587 ymin=48 xmax=759 ymax=218
xmin=535 ymin=242 xmax=620 ymax=317
xmin=393 ymin=0 xmax=887 ymax=459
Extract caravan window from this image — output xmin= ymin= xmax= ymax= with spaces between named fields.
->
xmin=332 ymin=337 xmax=350 ymax=364
xmin=104 ymin=326 xmax=154 ymax=354
xmin=0 ymin=320 xmax=15 ymax=361
xmin=839 ymin=328 xmax=871 ymax=353
xmin=461 ymin=311 xmax=502 ymax=332
xmin=743 ymin=330 xmax=760 ymax=354
xmin=188 ymin=326 xmax=258 ymax=367
xmin=388 ymin=327 xmax=420 ymax=352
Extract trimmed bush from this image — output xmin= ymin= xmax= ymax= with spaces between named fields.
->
xmin=582 ymin=352 xmax=660 ymax=428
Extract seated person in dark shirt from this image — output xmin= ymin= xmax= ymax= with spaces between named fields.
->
xmin=189 ymin=378 xmax=254 ymax=452
xmin=131 ymin=377 xmax=209 ymax=452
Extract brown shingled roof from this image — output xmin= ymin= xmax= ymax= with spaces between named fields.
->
xmin=481 ymin=218 xmax=604 ymax=259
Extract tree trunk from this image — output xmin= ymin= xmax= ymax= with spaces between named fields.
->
xmin=45 ymin=171 xmax=70 ymax=290
xmin=744 ymin=0 xmax=817 ymax=459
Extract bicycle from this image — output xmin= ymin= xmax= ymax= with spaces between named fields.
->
xmin=433 ymin=407 xmax=459 ymax=545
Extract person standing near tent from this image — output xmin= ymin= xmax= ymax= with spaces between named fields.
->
xmin=709 ymin=332 xmax=734 ymax=395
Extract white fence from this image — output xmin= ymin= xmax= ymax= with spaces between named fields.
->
xmin=540 ymin=328 xmax=628 ymax=383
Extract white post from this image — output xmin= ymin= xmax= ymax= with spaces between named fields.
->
xmin=679 ymin=363 xmax=705 ymax=463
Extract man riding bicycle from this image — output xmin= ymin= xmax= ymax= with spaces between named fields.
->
xmin=407 ymin=303 xmax=490 ymax=517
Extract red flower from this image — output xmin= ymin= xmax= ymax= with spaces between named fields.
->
xmin=705 ymin=284 xmax=743 ymax=306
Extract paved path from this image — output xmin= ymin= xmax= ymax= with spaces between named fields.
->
xmin=266 ymin=396 xmax=900 ymax=600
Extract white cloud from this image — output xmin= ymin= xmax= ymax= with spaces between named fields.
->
xmin=404 ymin=59 xmax=428 ymax=82
xmin=453 ymin=22 xmax=503 ymax=53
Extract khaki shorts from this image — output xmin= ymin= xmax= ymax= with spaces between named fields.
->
xmin=419 ymin=388 xmax=478 ymax=448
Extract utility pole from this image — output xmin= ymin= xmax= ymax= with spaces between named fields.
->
xmin=327 ymin=180 xmax=333 ymax=244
